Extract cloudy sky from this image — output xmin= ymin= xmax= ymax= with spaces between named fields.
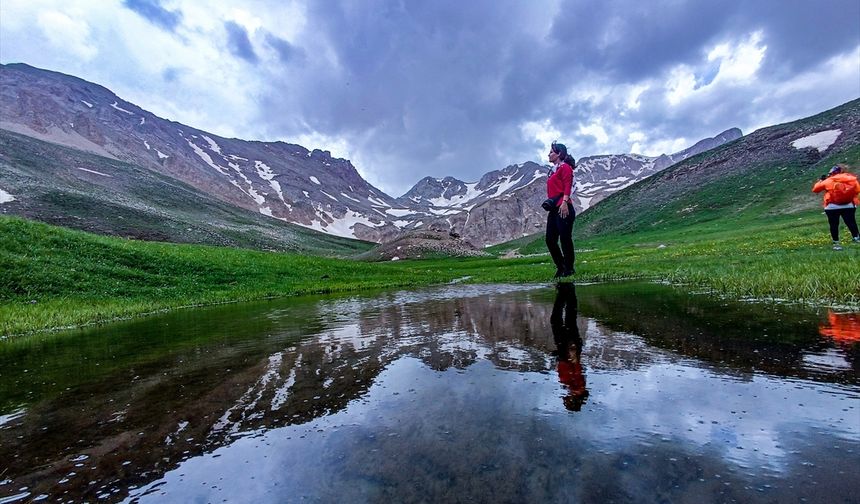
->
xmin=1 ymin=0 xmax=859 ymax=196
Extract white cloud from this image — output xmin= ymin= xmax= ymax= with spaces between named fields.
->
xmin=625 ymin=83 xmax=649 ymax=111
xmin=638 ymin=136 xmax=689 ymax=157
xmin=291 ymin=131 xmax=354 ymax=162
xmin=665 ymin=65 xmax=697 ymax=106
xmin=708 ymin=31 xmax=766 ymax=83
xmin=578 ymin=123 xmax=610 ymax=144
xmin=520 ymin=119 xmax=562 ymax=161
xmin=37 ymin=10 xmax=97 ymax=60
xmin=664 ymin=31 xmax=768 ymax=108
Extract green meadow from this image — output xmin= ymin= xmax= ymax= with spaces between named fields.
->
xmin=2 ymin=205 xmax=858 ymax=337
xmin=3 ymin=100 xmax=859 ymax=337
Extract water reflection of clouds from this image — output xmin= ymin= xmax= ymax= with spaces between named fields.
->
xmin=583 ymin=361 xmax=859 ymax=473
xmin=127 ymin=350 xmax=860 ymax=503
xmin=802 ymin=348 xmax=854 ymax=372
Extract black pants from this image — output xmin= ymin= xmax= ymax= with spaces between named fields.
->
xmin=825 ymin=207 xmax=859 ymax=241
xmin=546 ymin=203 xmax=575 ymax=274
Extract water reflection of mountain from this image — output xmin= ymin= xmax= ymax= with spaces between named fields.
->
xmin=1 ymin=283 xmax=853 ymax=502
xmin=1 ymin=285 xmax=559 ymax=502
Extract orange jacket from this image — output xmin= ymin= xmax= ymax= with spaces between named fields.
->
xmin=812 ymin=172 xmax=860 ymax=207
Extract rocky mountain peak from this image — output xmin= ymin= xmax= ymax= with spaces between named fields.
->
xmin=0 ymin=62 xmax=746 ymax=247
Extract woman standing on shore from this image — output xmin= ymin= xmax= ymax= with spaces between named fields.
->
xmin=546 ymin=142 xmax=576 ymax=278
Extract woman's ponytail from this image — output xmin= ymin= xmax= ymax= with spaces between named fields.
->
xmin=551 ymin=142 xmax=575 ymax=169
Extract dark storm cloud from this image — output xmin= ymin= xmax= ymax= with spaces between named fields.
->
xmin=225 ymin=21 xmax=259 ymax=64
xmin=258 ymin=0 xmax=559 ymax=193
xmin=254 ymin=0 xmax=859 ymax=195
xmin=740 ymin=0 xmax=860 ymax=77
xmin=552 ymin=0 xmax=859 ymax=81
xmin=549 ymin=0 xmax=731 ymax=80
xmin=122 ymin=0 xmax=182 ymax=32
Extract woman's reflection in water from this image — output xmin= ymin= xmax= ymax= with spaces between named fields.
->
xmin=551 ymin=283 xmax=589 ymax=411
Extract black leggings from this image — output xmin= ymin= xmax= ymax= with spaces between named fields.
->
xmin=825 ymin=207 xmax=859 ymax=241
xmin=546 ymin=203 xmax=575 ymax=273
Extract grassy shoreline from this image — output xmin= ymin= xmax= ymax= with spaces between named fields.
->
xmin=2 ymin=213 xmax=859 ymax=337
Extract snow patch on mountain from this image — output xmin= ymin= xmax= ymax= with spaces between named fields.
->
xmin=271 ymin=181 xmax=287 ymax=205
xmin=202 ymin=135 xmax=222 ymax=154
xmin=0 ymin=189 xmax=16 ymax=203
xmin=484 ymin=174 xmax=522 ymax=198
xmin=368 ymin=195 xmax=391 ymax=207
xmin=77 ymin=167 xmax=111 ymax=177
xmin=110 ymin=102 xmax=133 ymax=115
xmin=386 ymin=208 xmax=414 ymax=217
xmin=428 ymin=182 xmax=482 ymax=207
xmin=341 ymin=192 xmax=362 ymax=203
xmin=310 ymin=210 xmax=385 ymax=238
xmin=188 ymin=140 xmax=228 ymax=176
xmin=254 ymin=161 xmax=275 ymax=181
xmin=310 ymin=176 xmax=320 ymax=185
xmin=791 ymin=129 xmax=841 ymax=152
xmin=254 ymin=161 xmax=287 ymax=205
xmin=429 ymin=207 xmax=459 ymax=215
xmin=80 ymin=100 xmax=93 ymax=108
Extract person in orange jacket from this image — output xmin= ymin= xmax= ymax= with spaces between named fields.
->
xmin=812 ymin=164 xmax=860 ymax=250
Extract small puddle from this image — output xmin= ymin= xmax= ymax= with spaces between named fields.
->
xmin=0 ymin=282 xmax=857 ymax=503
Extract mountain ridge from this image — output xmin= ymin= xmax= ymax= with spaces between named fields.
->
xmin=1 ymin=62 xmax=742 ymax=247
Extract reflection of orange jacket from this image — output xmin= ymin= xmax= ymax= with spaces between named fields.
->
xmin=812 ymin=173 xmax=860 ymax=207
xmin=819 ymin=310 xmax=860 ymax=344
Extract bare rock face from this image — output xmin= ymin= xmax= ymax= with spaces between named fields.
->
xmin=0 ymin=63 xmax=406 ymax=242
xmin=0 ymin=63 xmax=742 ymax=248
xmin=357 ymin=229 xmax=490 ymax=261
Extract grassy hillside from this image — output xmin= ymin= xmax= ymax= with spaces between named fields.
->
xmin=485 ymin=99 xmax=860 ymax=305
xmin=569 ymin=99 xmax=860 ymax=239
xmin=0 ymin=129 xmax=374 ymax=256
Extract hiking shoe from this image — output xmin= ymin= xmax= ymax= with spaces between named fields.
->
xmin=853 ymin=236 xmax=860 ymax=244
xmin=833 ymin=242 xmax=843 ymax=251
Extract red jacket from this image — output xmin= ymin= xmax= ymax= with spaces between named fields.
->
xmin=812 ymin=172 xmax=860 ymax=207
xmin=547 ymin=162 xmax=573 ymax=207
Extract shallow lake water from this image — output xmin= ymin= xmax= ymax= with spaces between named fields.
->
xmin=1 ymin=282 xmax=858 ymax=503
